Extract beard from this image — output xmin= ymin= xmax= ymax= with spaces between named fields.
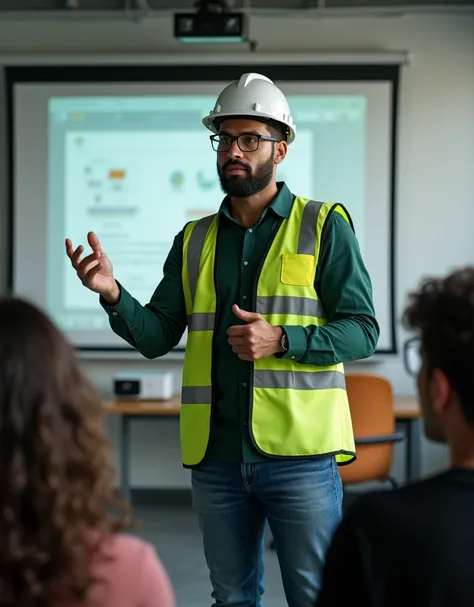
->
xmin=217 ymin=153 xmax=274 ymax=198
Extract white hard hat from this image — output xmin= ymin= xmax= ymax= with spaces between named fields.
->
xmin=202 ymin=73 xmax=296 ymax=144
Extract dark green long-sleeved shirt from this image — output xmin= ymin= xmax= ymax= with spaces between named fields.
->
xmin=102 ymin=182 xmax=379 ymax=462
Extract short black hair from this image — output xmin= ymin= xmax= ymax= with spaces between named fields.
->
xmin=403 ymin=267 xmax=474 ymax=424
xmin=262 ymin=119 xmax=288 ymax=142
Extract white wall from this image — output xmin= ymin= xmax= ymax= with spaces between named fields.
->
xmin=1 ymin=11 xmax=474 ymax=488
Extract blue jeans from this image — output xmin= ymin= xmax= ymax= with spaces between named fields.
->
xmin=191 ymin=457 xmax=343 ymax=607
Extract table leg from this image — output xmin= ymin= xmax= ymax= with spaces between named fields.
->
xmin=405 ymin=418 xmax=422 ymax=483
xmin=120 ymin=414 xmax=131 ymax=505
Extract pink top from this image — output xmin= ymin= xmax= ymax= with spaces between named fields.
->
xmin=88 ymin=534 xmax=175 ymax=607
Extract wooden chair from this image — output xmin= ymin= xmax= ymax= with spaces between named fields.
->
xmin=340 ymin=373 xmax=404 ymax=488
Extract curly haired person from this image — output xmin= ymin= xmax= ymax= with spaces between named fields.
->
xmin=0 ymin=297 xmax=175 ymax=607
xmin=316 ymin=267 xmax=474 ymax=607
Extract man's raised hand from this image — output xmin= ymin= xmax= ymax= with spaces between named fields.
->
xmin=65 ymin=231 xmax=120 ymax=304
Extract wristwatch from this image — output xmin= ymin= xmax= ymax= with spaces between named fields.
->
xmin=280 ymin=328 xmax=288 ymax=352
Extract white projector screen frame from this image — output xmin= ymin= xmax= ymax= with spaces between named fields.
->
xmin=6 ymin=61 xmax=399 ymax=356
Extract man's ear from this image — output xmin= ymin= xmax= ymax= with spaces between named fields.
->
xmin=274 ymin=141 xmax=288 ymax=165
xmin=431 ymin=369 xmax=451 ymax=414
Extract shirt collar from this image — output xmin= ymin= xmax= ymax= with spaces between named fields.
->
xmin=218 ymin=182 xmax=294 ymax=221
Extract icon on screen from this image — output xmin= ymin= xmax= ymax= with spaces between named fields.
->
xmin=196 ymin=170 xmax=217 ymax=190
xmin=84 ymin=163 xmax=137 ymax=214
xmin=170 ymin=170 xmax=185 ymax=190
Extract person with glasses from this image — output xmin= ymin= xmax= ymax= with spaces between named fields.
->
xmin=65 ymin=73 xmax=379 ymax=607
xmin=315 ymin=266 xmax=474 ymax=607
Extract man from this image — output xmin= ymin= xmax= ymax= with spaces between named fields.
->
xmin=66 ymin=73 xmax=378 ymax=607
xmin=315 ymin=267 xmax=474 ymax=607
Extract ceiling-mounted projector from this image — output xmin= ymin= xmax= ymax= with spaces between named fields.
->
xmin=174 ymin=0 xmax=246 ymax=43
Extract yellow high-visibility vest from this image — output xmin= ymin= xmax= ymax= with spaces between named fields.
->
xmin=180 ymin=197 xmax=356 ymax=467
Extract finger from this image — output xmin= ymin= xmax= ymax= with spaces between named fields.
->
xmin=77 ymin=251 xmax=100 ymax=277
xmin=87 ymin=231 xmax=105 ymax=254
xmin=232 ymin=304 xmax=262 ymax=323
xmin=237 ymin=353 xmax=255 ymax=361
xmin=227 ymin=324 xmax=251 ymax=336
xmin=81 ymin=260 xmax=103 ymax=285
xmin=228 ymin=336 xmax=248 ymax=347
xmin=231 ymin=345 xmax=249 ymax=354
xmin=65 ymin=238 xmax=75 ymax=258
xmin=69 ymin=245 xmax=84 ymax=270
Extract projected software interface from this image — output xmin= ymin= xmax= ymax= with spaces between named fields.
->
xmin=48 ymin=94 xmax=366 ymax=334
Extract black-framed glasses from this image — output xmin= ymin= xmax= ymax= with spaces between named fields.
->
xmin=404 ymin=337 xmax=422 ymax=377
xmin=210 ymin=133 xmax=279 ymax=153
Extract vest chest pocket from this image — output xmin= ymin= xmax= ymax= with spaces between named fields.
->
xmin=280 ymin=254 xmax=315 ymax=286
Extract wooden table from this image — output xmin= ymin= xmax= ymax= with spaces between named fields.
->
xmin=393 ymin=395 xmax=420 ymax=418
xmin=104 ymin=394 xmax=421 ymax=504
xmin=105 ymin=395 xmax=181 ymax=416
xmin=392 ymin=396 xmax=422 ymax=485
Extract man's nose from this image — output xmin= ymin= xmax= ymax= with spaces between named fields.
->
xmin=228 ymin=139 xmax=244 ymax=159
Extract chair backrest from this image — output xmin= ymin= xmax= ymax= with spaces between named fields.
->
xmin=339 ymin=373 xmax=395 ymax=484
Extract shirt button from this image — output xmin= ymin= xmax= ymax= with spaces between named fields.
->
xmin=248 ymin=228 xmax=253 ymax=233
xmin=242 ymin=295 xmax=247 ymax=300
xmin=291 ymin=356 xmax=296 ymax=360
xmin=242 ymin=382 xmax=247 ymax=387
xmin=243 ymin=261 xmax=248 ymax=266
xmin=112 ymin=311 xmax=118 ymax=316
xmin=244 ymin=420 xmax=249 ymax=426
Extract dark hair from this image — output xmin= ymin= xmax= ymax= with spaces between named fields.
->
xmin=264 ymin=119 xmax=288 ymax=142
xmin=0 ymin=297 xmax=131 ymax=606
xmin=403 ymin=267 xmax=474 ymax=424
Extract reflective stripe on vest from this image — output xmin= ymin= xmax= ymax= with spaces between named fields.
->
xmin=186 ymin=214 xmax=215 ymax=306
xmin=187 ymin=313 xmax=215 ymax=332
xmin=298 ymin=199 xmax=324 ymax=254
xmin=181 ymin=370 xmax=344 ymax=403
xmin=187 ymin=298 xmax=325 ymax=333
xmin=180 ymin=197 xmax=356 ymax=467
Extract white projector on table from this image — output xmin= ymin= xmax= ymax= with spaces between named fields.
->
xmin=113 ymin=370 xmax=175 ymax=401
